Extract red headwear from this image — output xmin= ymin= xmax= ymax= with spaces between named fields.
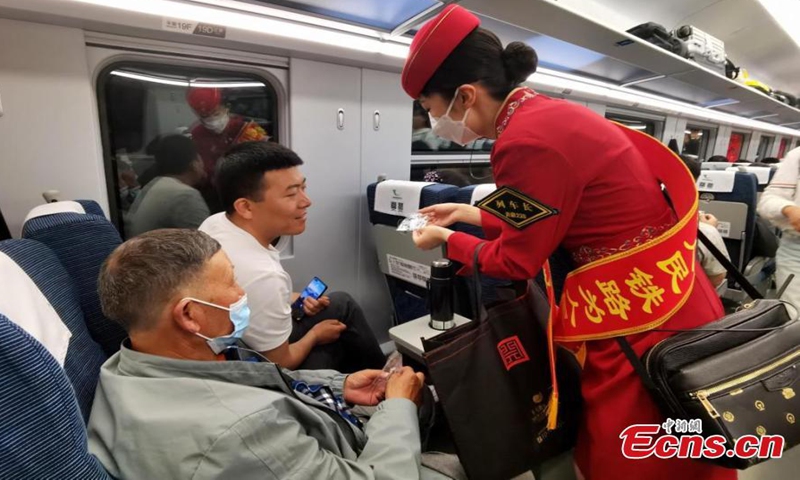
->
xmin=186 ymin=87 xmax=222 ymax=117
xmin=401 ymin=5 xmax=480 ymax=99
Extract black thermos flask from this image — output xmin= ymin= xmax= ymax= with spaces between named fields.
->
xmin=428 ymin=259 xmax=455 ymax=330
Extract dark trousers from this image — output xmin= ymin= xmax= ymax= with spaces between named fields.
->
xmin=289 ymin=292 xmax=386 ymax=373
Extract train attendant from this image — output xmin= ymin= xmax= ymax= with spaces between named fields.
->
xmin=401 ymin=5 xmax=732 ymax=480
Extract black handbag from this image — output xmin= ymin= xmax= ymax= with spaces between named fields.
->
xmin=421 ymin=246 xmax=582 ymax=480
xmin=617 ymin=230 xmax=799 ymax=469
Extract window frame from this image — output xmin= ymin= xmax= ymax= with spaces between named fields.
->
xmin=756 ymin=135 xmax=775 ymax=161
xmin=95 ymin=57 xmax=287 ymax=234
xmin=683 ymin=123 xmax=717 ymax=160
xmin=727 ymin=131 xmax=750 ymax=162
xmin=604 ymin=108 xmax=665 ymax=140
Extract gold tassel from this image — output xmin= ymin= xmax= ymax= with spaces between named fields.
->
xmin=546 ymin=391 xmax=559 ymax=430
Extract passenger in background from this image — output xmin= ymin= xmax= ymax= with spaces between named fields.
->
xmin=88 ymin=229 xmax=439 ymax=480
xmin=682 ymin=156 xmax=731 ymax=291
xmin=125 ymin=135 xmax=209 ymax=237
xmin=761 ymin=156 xmax=780 ymax=164
xmin=758 ymin=146 xmax=800 ymax=314
xmin=707 ymin=155 xmax=729 ymax=162
xmin=186 ymin=87 xmax=268 ymax=182
xmin=199 ymin=142 xmax=385 ymax=372
xmin=424 ymin=169 xmax=471 ymax=187
xmin=412 ymin=100 xmax=451 ymax=151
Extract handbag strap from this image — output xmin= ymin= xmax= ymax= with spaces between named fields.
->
xmin=697 ymin=229 xmax=763 ymax=300
xmin=615 ymin=337 xmax=659 ymax=393
xmin=471 ymin=243 xmax=486 ymax=324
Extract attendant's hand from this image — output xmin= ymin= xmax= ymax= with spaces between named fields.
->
xmin=303 ymin=295 xmax=331 ymax=316
xmin=343 ymin=369 xmax=386 ymax=406
xmin=310 ymin=319 xmax=346 ymax=345
xmin=385 ymin=367 xmax=425 ymax=406
xmin=419 ymin=203 xmax=482 ymax=227
xmin=783 ymin=205 xmax=800 ymax=232
xmin=412 ymin=226 xmax=453 ymax=250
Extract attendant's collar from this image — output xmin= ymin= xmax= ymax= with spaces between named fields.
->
xmin=493 ymin=87 xmax=538 ymax=137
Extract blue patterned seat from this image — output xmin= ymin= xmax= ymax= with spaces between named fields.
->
xmin=0 ymin=314 xmax=110 ymax=479
xmin=22 ymin=203 xmax=126 ymax=356
xmin=75 ymin=199 xmax=106 ymax=218
xmin=0 ymin=239 xmax=107 ymax=422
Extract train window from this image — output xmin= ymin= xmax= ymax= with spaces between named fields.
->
xmin=778 ymin=138 xmax=789 ymax=159
xmin=412 ymin=101 xmax=495 ymax=154
xmin=756 ymin=136 xmax=774 ymax=161
xmin=410 ymin=164 xmax=494 ymax=186
xmin=604 ymin=113 xmax=657 ymax=137
xmin=726 ymin=132 xmax=748 ymax=161
xmin=682 ymin=126 xmax=714 ymax=160
xmin=97 ymin=64 xmax=279 ymax=239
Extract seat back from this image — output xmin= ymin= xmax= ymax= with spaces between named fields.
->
xmin=0 ymin=239 xmax=107 ymax=422
xmin=0 ymin=314 xmax=110 ymax=479
xmin=367 ymin=181 xmax=459 ymax=323
xmin=22 ymin=201 xmax=126 ymax=356
xmin=725 ymin=165 xmax=772 ymax=192
xmin=697 ymin=171 xmax=758 ymax=270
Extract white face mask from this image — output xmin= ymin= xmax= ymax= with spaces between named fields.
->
xmin=429 ymin=89 xmax=481 ymax=146
xmin=202 ymin=113 xmax=230 ymax=134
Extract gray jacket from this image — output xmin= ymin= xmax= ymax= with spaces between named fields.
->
xmin=87 ymin=345 xmax=448 ymax=479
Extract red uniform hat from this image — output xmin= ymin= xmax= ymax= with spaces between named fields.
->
xmin=401 ymin=5 xmax=480 ymax=99
xmin=186 ymin=87 xmax=222 ymax=117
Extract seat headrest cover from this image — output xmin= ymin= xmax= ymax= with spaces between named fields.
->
xmin=726 ymin=166 xmax=771 ymax=184
xmin=0 ymin=252 xmax=72 ymax=365
xmin=697 ymin=170 xmax=736 ymax=193
xmin=374 ymin=180 xmax=435 ymax=218
xmin=470 ymin=184 xmax=497 ymax=205
xmin=24 ymin=201 xmax=86 ymax=225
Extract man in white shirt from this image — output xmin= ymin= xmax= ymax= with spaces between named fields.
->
xmin=758 ymin=146 xmax=800 ymax=313
xmin=199 ymin=142 xmax=385 ymax=372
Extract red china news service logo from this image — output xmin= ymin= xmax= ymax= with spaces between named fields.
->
xmin=497 ymin=336 xmax=530 ymax=371
xmin=620 ymin=420 xmax=785 ymax=460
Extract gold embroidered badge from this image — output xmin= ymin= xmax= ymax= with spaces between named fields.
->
xmin=477 ymin=186 xmax=559 ymax=230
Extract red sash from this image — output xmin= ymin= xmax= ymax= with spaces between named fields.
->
xmin=543 ymin=123 xmax=699 ymax=429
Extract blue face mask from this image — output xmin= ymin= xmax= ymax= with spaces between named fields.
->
xmin=185 ymin=295 xmax=250 ymax=354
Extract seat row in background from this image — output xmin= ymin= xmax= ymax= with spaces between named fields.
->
xmin=366 ymin=180 xmax=572 ymax=327
xmin=0 ymin=200 xmax=124 ymax=479
xmin=696 ymin=168 xmax=777 ymax=300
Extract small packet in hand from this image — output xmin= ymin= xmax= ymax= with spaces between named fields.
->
xmin=371 ymin=351 xmax=403 ymax=391
xmin=397 ymin=213 xmax=429 ymax=232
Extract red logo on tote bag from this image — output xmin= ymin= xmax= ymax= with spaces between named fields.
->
xmin=497 ymin=336 xmax=530 ymax=370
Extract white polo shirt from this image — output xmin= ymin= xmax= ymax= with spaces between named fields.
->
xmin=199 ymin=213 xmax=292 ymax=351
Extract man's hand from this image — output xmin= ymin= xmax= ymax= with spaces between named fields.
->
xmin=343 ymin=369 xmax=386 ymax=406
xmin=699 ymin=212 xmax=719 ymax=228
xmin=783 ymin=206 xmax=800 ymax=232
xmin=303 ymin=295 xmax=331 ymax=316
xmin=412 ymin=225 xmax=453 ymax=250
xmin=385 ymin=367 xmax=425 ymax=406
xmin=310 ymin=319 xmax=346 ymax=345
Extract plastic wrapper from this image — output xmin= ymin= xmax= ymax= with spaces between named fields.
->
xmin=396 ymin=213 xmax=429 ymax=232
xmin=370 ymin=350 xmax=403 ymax=391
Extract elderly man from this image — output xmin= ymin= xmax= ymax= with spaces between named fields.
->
xmin=87 ymin=229 xmax=448 ymax=479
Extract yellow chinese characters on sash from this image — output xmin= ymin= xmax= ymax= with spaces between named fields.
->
xmin=551 ymin=123 xmax=700 ymax=343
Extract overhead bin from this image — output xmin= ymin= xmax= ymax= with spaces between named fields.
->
xmin=460 ymin=0 xmax=800 ymax=127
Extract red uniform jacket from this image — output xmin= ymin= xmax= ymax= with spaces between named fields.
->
xmin=446 ymin=88 xmax=731 ymax=480
xmin=190 ymin=115 xmax=248 ymax=181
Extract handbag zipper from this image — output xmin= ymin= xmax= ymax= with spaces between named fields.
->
xmin=690 ymin=349 xmax=800 ymax=418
